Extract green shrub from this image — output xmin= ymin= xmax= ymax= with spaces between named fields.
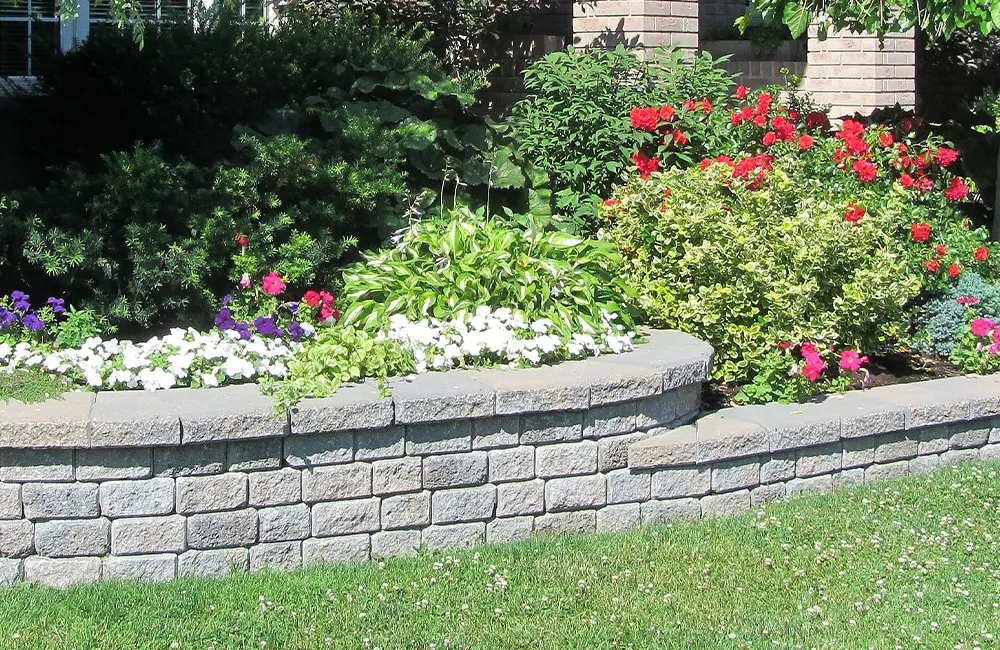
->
xmin=340 ymin=208 xmax=639 ymax=338
xmin=603 ymin=163 xmax=922 ymax=382
xmin=913 ymin=272 xmax=1000 ymax=358
xmin=506 ymin=46 xmax=734 ymax=228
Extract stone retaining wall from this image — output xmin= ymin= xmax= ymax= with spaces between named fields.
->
xmin=2 ymin=333 xmax=998 ymax=589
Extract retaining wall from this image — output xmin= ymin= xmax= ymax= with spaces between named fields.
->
xmin=1 ymin=331 xmax=998 ymax=589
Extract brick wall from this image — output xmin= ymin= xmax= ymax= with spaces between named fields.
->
xmin=801 ymin=25 xmax=916 ymax=117
xmin=699 ymin=0 xmax=747 ymax=36
xmin=572 ymin=0 xmax=699 ymax=51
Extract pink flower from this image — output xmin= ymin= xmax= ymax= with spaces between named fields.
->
xmin=239 ymin=273 xmax=252 ymax=289
xmin=838 ymin=349 xmax=869 ymax=372
xmin=800 ymin=342 xmax=819 ymax=356
xmin=801 ymin=356 xmax=825 ymax=382
xmin=957 ymin=296 xmax=980 ymax=306
xmin=970 ymin=317 xmax=996 ymax=337
xmin=262 ymin=272 xmax=286 ymax=296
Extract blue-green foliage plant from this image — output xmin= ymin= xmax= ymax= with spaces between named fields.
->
xmin=913 ymin=271 xmax=1000 ymax=358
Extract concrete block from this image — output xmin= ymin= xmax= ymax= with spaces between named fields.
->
xmin=22 ymin=483 xmax=98 ymax=519
xmin=284 ymin=431 xmax=353 ymax=468
xmin=486 ymin=516 xmax=534 ymax=544
xmin=312 ymin=498 xmax=380 ymax=536
xmin=545 ymin=474 xmax=606 ymax=512
xmin=76 ymin=448 xmax=153 ymax=481
xmin=391 ymin=372 xmax=494 ymax=423
xmin=354 ymin=426 xmax=405 ymax=461
xmin=596 ymin=503 xmax=641 ymax=532
xmin=249 ymin=468 xmax=302 ymax=507
xmin=302 ymin=463 xmax=372 ymax=502
xmin=606 ymin=469 xmax=650 ymax=504
xmin=640 ymin=498 xmax=701 ymax=524
xmin=536 ymin=441 xmax=597 ymax=478
xmin=178 ymin=548 xmax=249 ymax=578
xmin=488 ymin=446 xmax=535 ymax=483
xmin=650 ymin=466 xmax=710 ymax=498
xmin=423 ymin=452 xmax=488 ymax=489
xmin=473 ymin=416 xmax=520 ymax=450
xmin=258 ymin=504 xmax=311 ymax=542
xmin=176 ymin=474 xmax=247 ymax=514
xmin=24 ymin=557 xmax=101 ymax=589
xmin=303 ymin=535 xmax=371 ymax=565
xmin=372 ymin=457 xmax=422 ymax=496
xmin=406 ymin=420 xmax=473 ymax=455
xmin=290 ymin=380 xmax=392 ymax=433
xmin=421 ymin=523 xmax=485 ymax=550
xmin=520 ymin=411 xmax=584 ymax=445
xmin=34 ymin=519 xmax=110 ymax=557
xmin=432 ymin=485 xmax=497 ymax=524
xmin=250 ymin=541 xmax=302 ymax=572
xmin=381 ymin=491 xmax=431 ymax=530
xmin=186 ymin=510 xmax=258 ymax=550
xmin=111 ymin=515 xmax=186 ymax=555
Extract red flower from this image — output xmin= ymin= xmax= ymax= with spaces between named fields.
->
xmin=762 ymin=131 xmax=778 ymax=147
xmin=944 ymin=177 xmax=970 ymax=201
xmin=797 ymin=134 xmax=815 ymax=150
xmin=806 ymin=111 xmax=831 ymax=130
xmin=756 ymin=92 xmax=773 ymax=113
xmin=916 ymin=176 xmax=934 ymax=193
xmin=699 ymin=158 xmax=713 ymax=171
xmin=303 ymin=290 xmax=322 ymax=307
xmin=714 ymin=155 xmax=735 ymax=167
xmin=698 ymin=99 xmax=713 ymax=114
xmin=735 ymin=85 xmax=748 ymax=100
xmin=879 ymin=132 xmax=894 ymax=147
xmin=924 ymin=259 xmax=941 ymax=272
xmin=752 ymin=114 xmax=768 ymax=128
xmin=730 ymin=112 xmax=744 ymax=127
xmin=935 ymin=244 xmax=947 ymax=256
xmin=936 ymin=146 xmax=959 ymax=167
xmin=948 ymin=264 xmax=961 ymax=278
xmin=631 ymin=151 xmax=661 ymax=180
xmin=629 ymin=107 xmax=659 ymax=132
xmin=852 ymin=160 xmax=878 ymax=182
xmin=658 ymin=105 xmax=676 ymax=122
xmin=771 ymin=115 xmax=796 ymax=141
xmin=839 ymin=120 xmax=865 ymax=138
xmin=844 ymin=135 xmax=869 ymax=156
xmin=681 ymin=99 xmax=697 ymax=111
xmin=603 ymin=198 xmax=620 ymax=207
xmin=800 ymin=342 xmax=819 ymax=356
xmin=975 ymin=246 xmax=990 ymax=261
xmin=899 ymin=173 xmax=915 ymax=188
xmin=237 ymin=236 xmax=249 ymax=247
xmin=844 ymin=204 xmax=865 ymax=224
xmin=911 ymin=222 xmax=932 ymax=242
xmin=671 ymin=129 xmax=688 ymax=146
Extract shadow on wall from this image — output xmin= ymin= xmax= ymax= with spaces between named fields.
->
xmin=575 ymin=18 xmax=643 ymax=49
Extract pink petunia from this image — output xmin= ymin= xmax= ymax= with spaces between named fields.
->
xmin=970 ymin=317 xmax=996 ymax=337
xmin=262 ymin=272 xmax=286 ymax=296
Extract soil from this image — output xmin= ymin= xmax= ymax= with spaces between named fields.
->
xmin=701 ymin=351 xmax=963 ymax=411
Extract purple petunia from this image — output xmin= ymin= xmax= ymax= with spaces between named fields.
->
xmin=221 ymin=294 xmax=233 ymax=308
xmin=287 ymin=301 xmax=300 ymax=316
xmin=288 ymin=321 xmax=305 ymax=342
xmin=21 ymin=313 xmax=44 ymax=332
xmin=233 ymin=322 xmax=252 ymax=340
xmin=0 ymin=309 xmax=15 ymax=329
xmin=254 ymin=315 xmax=282 ymax=338
xmin=214 ymin=308 xmax=236 ymax=331
xmin=46 ymin=297 xmax=66 ymax=314
xmin=10 ymin=291 xmax=29 ymax=311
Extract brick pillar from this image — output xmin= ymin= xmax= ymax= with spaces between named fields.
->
xmin=802 ymin=25 xmax=916 ymax=117
xmin=572 ymin=1 xmax=699 ymax=52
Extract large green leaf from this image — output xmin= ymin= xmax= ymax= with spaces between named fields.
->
xmin=782 ymin=1 xmax=812 ymax=38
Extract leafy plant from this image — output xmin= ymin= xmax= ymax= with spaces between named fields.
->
xmin=340 ymin=208 xmax=639 ymax=338
xmin=913 ymin=272 xmax=1000 ymax=358
xmin=950 ymin=313 xmax=1000 ymax=374
xmin=733 ymin=348 xmax=850 ymax=405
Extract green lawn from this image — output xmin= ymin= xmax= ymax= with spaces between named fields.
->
xmin=2 ymin=463 xmax=999 ymax=650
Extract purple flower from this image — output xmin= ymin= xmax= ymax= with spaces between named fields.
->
xmin=287 ymin=301 xmax=300 ymax=316
xmin=10 ymin=291 xmax=29 ymax=311
xmin=288 ymin=321 xmax=305 ymax=342
xmin=233 ymin=322 xmax=252 ymax=340
xmin=254 ymin=315 xmax=282 ymax=338
xmin=214 ymin=308 xmax=236 ymax=331
xmin=22 ymin=313 xmax=44 ymax=332
xmin=0 ymin=309 xmax=15 ymax=329
xmin=46 ymin=297 xmax=66 ymax=314
xmin=221 ymin=294 xmax=233 ymax=308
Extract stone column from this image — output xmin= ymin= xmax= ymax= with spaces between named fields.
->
xmin=801 ymin=25 xmax=916 ymax=117
xmin=572 ymin=1 xmax=699 ymax=52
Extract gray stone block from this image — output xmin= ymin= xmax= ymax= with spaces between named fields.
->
xmin=303 ymin=535 xmax=371 ymax=565
xmin=111 ymin=516 xmax=186 ymax=555
xmin=949 ymin=422 xmax=990 ymax=449
xmin=302 ymin=463 xmax=372 ymax=503
xmin=421 ymin=523 xmax=485 ymax=551
xmin=392 ymin=372 xmax=495 ymax=423
xmin=695 ymin=413 xmax=768 ymax=463
xmin=711 ymin=458 xmax=760 ymax=492
xmin=174 ymin=384 xmax=288 ymax=444
xmin=178 ymin=548 xmax=249 ymax=578
xmin=186 ymin=510 xmax=258 ymax=550
xmin=0 ymin=449 xmax=73 ymax=482
xmin=250 ymin=542 xmax=303 ymax=572
xmin=980 ymin=444 xmax=1000 ymax=460
xmin=874 ymin=432 xmax=919 ymax=463
xmin=520 ymin=411 xmax=584 ymax=445
xmin=865 ymin=460 xmax=909 ymax=483
xmin=940 ymin=448 xmax=982 ymax=465
xmin=472 ymin=416 xmax=520 ymax=450
xmin=258 ymin=504 xmax=311 ymax=542
xmin=423 ymin=452 xmax=488 ymax=489
xmin=0 ymin=483 xmax=21 ymax=519
xmin=24 ymin=557 xmax=101 ymax=589
xmin=103 ymin=554 xmax=176 ymax=583
xmin=627 ymin=426 xmax=698 ymax=469
xmin=284 ymin=432 xmax=353 ymax=468
xmin=372 ymin=530 xmax=421 ymax=558
xmin=22 ymin=483 xmax=98 ymax=519
xmin=873 ymin=378 xmax=971 ymax=428
xmin=598 ymin=330 xmax=713 ymax=390
xmin=534 ymin=510 xmax=596 ymax=536
xmin=842 ymin=437 xmax=875 ymax=469
xmin=635 ymin=390 xmax=681 ymax=431
xmin=249 ymin=469 xmax=301 ymax=507
xmin=650 ymin=466 xmax=710 ymax=499
xmin=496 ymin=480 xmax=545 ymax=517
xmin=535 ymin=441 xmax=597 ymax=478
xmin=291 ymin=380 xmax=393 ymax=434
xmin=76 ymin=448 xmax=153 ymax=481
xmin=486 ymin=516 xmax=534 ymax=544
xmin=731 ymin=402 xmax=841 ymax=452
xmin=917 ymin=425 xmax=951 ymax=455
xmin=830 ymin=394 xmax=906 ymax=438
xmin=470 ymin=365 xmax=590 ymax=415
xmin=488 ymin=446 xmax=534 ymax=483
xmin=381 ymin=491 xmax=431 ymax=530
xmin=596 ymin=503 xmax=641 ymax=532
xmin=785 ymin=475 xmax=834 ymax=496
xmin=640 ymin=498 xmax=701 ymax=524
xmin=312 ymin=498 xmax=380 ymax=536
xmin=406 ymin=420 xmax=473 ymax=456
xmin=760 ymin=452 xmax=796 ymax=484
xmin=584 ymin=402 xmax=637 ymax=439
xmin=0 ymin=520 xmax=33 ymax=557
xmin=372 ymin=458 xmax=422 ymax=496
xmin=354 ymin=427 xmax=405 ymax=461
xmin=909 ymin=454 xmax=943 ymax=476
xmin=226 ymin=439 xmax=282 ymax=472
xmin=991 ymin=419 xmax=1000 ymax=444
xmin=581 ymin=361 xmax=662 ymax=407
xmin=750 ymin=483 xmax=785 ymax=507
xmin=796 ymin=443 xmax=842 ymax=478
xmin=701 ymin=490 xmax=751 ymax=518
xmin=599 ymin=431 xmax=648 ymax=472
xmin=35 ymin=519 xmax=110 ymax=557
xmin=544 ymin=475 xmax=606 ymax=512
xmin=833 ymin=468 xmax=865 ymax=488
xmin=90 ymin=390 xmax=181 ymax=447
xmin=606 ymin=469 xmax=650 ymax=504
xmin=0 ymin=559 xmax=21 ymax=587
xmin=176 ymin=474 xmax=247 ymax=514
xmin=154 ymin=444 xmax=226 ymax=477
xmin=0 ymin=391 xmax=92 ymax=448
xmin=432 ymin=485 xmax=497 ymax=524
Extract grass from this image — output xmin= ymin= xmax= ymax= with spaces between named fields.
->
xmin=0 ymin=368 xmax=71 ymax=404
xmin=1 ymin=463 xmax=999 ymax=650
